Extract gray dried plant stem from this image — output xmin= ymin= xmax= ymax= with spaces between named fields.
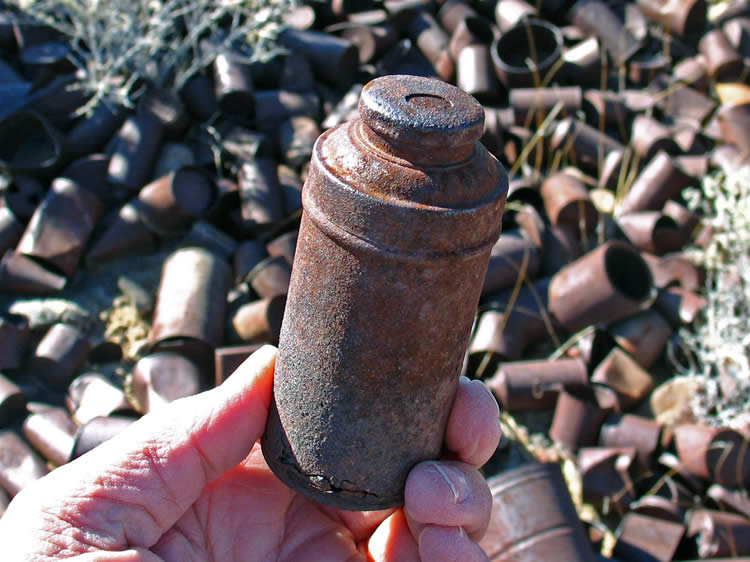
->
xmin=7 ymin=0 xmax=294 ymax=112
xmin=681 ymin=166 xmax=750 ymax=429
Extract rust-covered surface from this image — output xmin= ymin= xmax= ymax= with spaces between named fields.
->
xmin=261 ymin=75 xmax=507 ymax=510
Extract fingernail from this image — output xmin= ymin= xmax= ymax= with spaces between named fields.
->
xmin=428 ymin=461 xmax=470 ymax=504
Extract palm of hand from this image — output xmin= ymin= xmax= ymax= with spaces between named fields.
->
xmin=1 ymin=347 xmax=499 ymax=561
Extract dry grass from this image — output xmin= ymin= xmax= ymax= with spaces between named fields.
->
xmin=678 ymin=167 xmax=750 ymax=429
xmin=6 ymin=0 xmax=294 ymax=113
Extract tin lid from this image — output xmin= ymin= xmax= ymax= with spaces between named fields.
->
xmin=358 ymin=74 xmax=484 ymax=150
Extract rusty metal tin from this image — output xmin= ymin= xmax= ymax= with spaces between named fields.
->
xmin=549 ymin=117 xmax=624 ymax=178
xmin=456 ymin=44 xmax=502 ymax=105
xmin=2 ymin=174 xmax=46 ymax=223
xmin=630 ymin=114 xmax=681 ymax=162
xmin=179 ymin=72 xmax=218 ymax=122
xmin=107 ymin=112 xmax=164 ymax=192
xmin=600 ymin=413 xmax=662 ymax=469
xmin=150 ymin=247 xmax=231 ymax=370
xmin=486 ymin=358 xmax=588 ymax=411
xmin=579 ymin=446 xmax=638 ymax=516
xmin=66 ymin=374 xmax=133 ymax=425
xmin=631 ymin=475 xmax=693 ymax=522
xmin=237 ymin=157 xmax=285 ymax=232
xmin=213 ymin=51 xmax=255 ymax=117
xmin=138 ymin=86 xmax=189 ymax=140
xmin=582 ymin=91 xmax=631 ymax=139
xmin=214 ymin=344 xmax=263 ymax=386
xmin=707 ymin=484 xmax=750 ymax=519
xmin=131 ymin=352 xmax=202 ymax=413
xmin=699 ymin=28 xmax=744 ymax=82
xmin=482 ymin=229 xmax=541 ymax=297
xmin=613 ymin=512 xmax=686 ymax=562
xmin=254 ymin=90 xmax=320 ymax=133
xmin=449 ymin=15 xmax=495 ymax=61
xmin=540 ymin=171 xmax=597 ymax=234
xmin=491 ymin=18 xmax=563 ymax=88
xmin=182 ymin=220 xmax=237 ymax=262
xmin=607 ymin=309 xmax=673 ymax=368
xmin=85 ymin=202 xmax=158 ymax=264
xmin=0 ymin=374 xmax=26 ymax=427
xmin=548 ymin=241 xmax=653 ymax=334
xmin=723 ymin=16 xmax=750 ymax=56
xmin=0 ymin=110 xmax=67 ymax=178
xmin=71 ymin=415 xmax=137 ymax=460
xmin=611 ymin=211 xmax=684 ymax=256
xmin=618 ymin=151 xmax=695 ymax=216
xmin=438 ymin=0 xmax=478 ymax=35
xmin=31 ymin=324 xmax=90 ymax=391
xmin=663 ymin=200 xmax=701 ymax=245
xmin=469 ymin=278 xmax=553 ymax=365
xmin=233 ymin=239 xmax=268 ymax=283
xmin=0 ymin=313 xmax=30 ymax=370
xmin=717 ymin=102 xmax=750 ymax=153
xmin=229 ymin=295 xmax=286 ymax=345
xmin=0 ymin=430 xmax=49 ymax=496
xmin=494 ymin=0 xmax=537 ymax=33
xmin=636 ymin=0 xmax=706 ymax=37
xmin=262 ymin=75 xmax=507 ymax=510
xmin=16 ymin=176 xmax=104 ymax=277
xmin=550 ymin=386 xmax=611 ymax=450
xmin=480 ymin=462 xmax=595 ymax=561
xmin=688 ymin=509 xmax=750 ymax=558
xmin=511 ymin=86 xmax=582 ymax=127
xmin=0 ymin=250 xmax=67 ymax=294
xmin=66 ymin=102 xmax=125 ymax=160
xmin=279 ymin=116 xmax=320 ymax=170
xmin=674 ymin=424 xmax=750 ymax=488
xmin=641 ymin=252 xmax=705 ymax=291
xmin=591 ymin=348 xmax=655 ymax=412
xmin=266 ymin=231 xmax=298 ymax=266
xmin=673 ymin=55 xmax=710 ymax=92
xmin=569 ymin=0 xmax=642 ymax=65
xmin=654 ymin=287 xmax=708 ymax=328
xmin=137 ymin=167 xmax=217 ymax=236
xmin=563 ymin=37 xmax=603 ymax=87
xmin=651 ymin=76 xmax=717 ymax=126
xmin=22 ymin=404 xmax=77 ymax=466
xmin=247 ymin=255 xmax=292 ymax=298
xmin=278 ymin=28 xmax=359 ymax=88
xmin=407 ymin=10 xmax=454 ymax=82
xmin=541 ymin=223 xmax=581 ymax=277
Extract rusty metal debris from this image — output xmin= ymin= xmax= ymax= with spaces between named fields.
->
xmin=262 ymin=75 xmax=507 ymax=510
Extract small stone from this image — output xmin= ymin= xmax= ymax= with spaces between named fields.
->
xmin=650 ymin=377 xmax=701 ymax=426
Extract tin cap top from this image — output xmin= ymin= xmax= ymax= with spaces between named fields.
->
xmin=358 ymin=75 xmax=484 ymax=149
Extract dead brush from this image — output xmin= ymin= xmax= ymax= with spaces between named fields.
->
xmin=5 ymin=0 xmax=295 ymax=113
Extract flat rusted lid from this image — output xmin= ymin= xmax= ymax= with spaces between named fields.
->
xmin=358 ymin=74 xmax=484 ymax=148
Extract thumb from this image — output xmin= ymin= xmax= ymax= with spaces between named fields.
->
xmin=8 ymin=345 xmax=277 ymax=551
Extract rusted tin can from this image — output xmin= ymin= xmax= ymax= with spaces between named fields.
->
xmin=261 ymin=75 xmax=507 ymax=510
xmin=0 ymin=374 xmax=26 ymax=427
xmin=0 ymin=313 xmax=30 ymax=370
xmin=66 ymin=374 xmax=133 ymax=425
xmin=0 ymin=250 xmax=67 ymax=294
xmin=486 ymin=358 xmax=588 ymax=411
xmin=611 ymin=211 xmax=683 ymax=256
xmin=613 ymin=513 xmax=686 ymax=562
xmin=482 ymin=229 xmax=541 ymax=296
xmin=591 ymin=348 xmax=655 ymax=412
xmin=0 ymin=430 xmax=49 ymax=496
xmin=569 ymin=0 xmax=642 ymax=65
xmin=636 ymin=0 xmax=707 ymax=37
xmin=214 ymin=344 xmax=263 ymax=386
xmin=540 ymin=170 xmax=597 ymax=234
xmin=0 ymin=110 xmax=67 ymax=178
xmin=494 ymin=0 xmax=536 ymax=33
xmin=688 ymin=509 xmax=750 ymax=558
xmin=22 ymin=404 xmax=77 ymax=467
xmin=674 ymin=424 xmax=750 ymax=488
xmin=71 ymin=415 xmax=137 ymax=460
xmin=699 ymin=28 xmax=744 ymax=82
xmin=229 ymin=295 xmax=286 ymax=345
xmin=150 ymin=247 xmax=231 ymax=376
xmin=550 ymin=386 xmax=611 ymax=450
xmin=131 ymin=353 xmax=202 ymax=413
xmin=599 ymin=413 xmax=662 ymax=469
xmin=491 ymin=18 xmax=563 ymax=88
xmin=548 ymin=241 xmax=654 ymax=334
xmin=579 ymin=446 xmax=638 ymax=516
xmin=480 ymin=462 xmax=595 ymax=561
xmin=607 ymin=309 xmax=673 ymax=368
xmin=31 ymin=323 xmax=90 ymax=391
xmin=16 ymin=176 xmax=104 ymax=277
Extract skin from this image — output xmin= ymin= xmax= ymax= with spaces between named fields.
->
xmin=0 ymin=345 xmax=501 ymax=562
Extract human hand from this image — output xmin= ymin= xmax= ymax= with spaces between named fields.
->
xmin=0 ymin=345 xmax=501 ymax=561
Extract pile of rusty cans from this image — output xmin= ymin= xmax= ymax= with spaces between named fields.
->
xmin=1 ymin=0 xmax=750 ymax=559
